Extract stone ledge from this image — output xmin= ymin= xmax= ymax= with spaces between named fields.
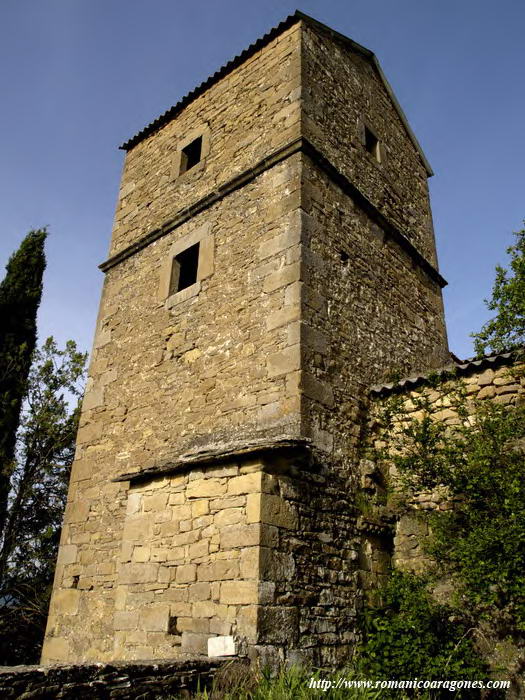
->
xmin=113 ymin=436 xmax=312 ymax=484
xmin=99 ymin=138 xmax=303 ymax=273
xmin=100 ymin=137 xmax=445 ymax=290
xmin=0 ymin=657 xmax=236 ymax=699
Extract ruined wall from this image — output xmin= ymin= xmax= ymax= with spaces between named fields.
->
xmin=0 ymin=659 xmax=229 ymax=699
xmin=368 ymin=356 xmax=525 ymax=572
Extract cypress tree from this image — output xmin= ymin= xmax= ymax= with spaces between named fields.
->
xmin=0 ymin=229 xmax=47 ymax=539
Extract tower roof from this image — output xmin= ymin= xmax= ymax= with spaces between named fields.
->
xmin=120 ymin=11 xmax=433 ymax=176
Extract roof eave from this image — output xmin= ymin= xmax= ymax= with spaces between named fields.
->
xmin=120 ymin=10 xmax=433 ymax=178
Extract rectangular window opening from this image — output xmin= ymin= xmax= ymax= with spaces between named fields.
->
xmin=364 ymin=126 xmax=380 ymax=162
xmin=170 ymin=242 xmax=200 ymax=295
xmin=180 ymin=136 xmax=203 ymax=174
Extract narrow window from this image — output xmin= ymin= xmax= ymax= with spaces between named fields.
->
xmin=364 ymin=126 xmax=380 ymax=162
xmin=180 ymin=136 xmax=203 ymax=174
xmin=170 ymin=242 xmax=200 ymax=295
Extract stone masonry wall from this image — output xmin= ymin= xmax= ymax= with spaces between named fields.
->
xmin=299 ymin=155 xmax=449 ymax=468
xmin=368 ymin=357 xmax=525 ymax=572
xmin=43 ymin=15 xmax=447 ymax=667
xmin=110 ymin=24 xmax=301 ymax=257
xmin=48 ymin=446 xmax=391 ymax=667
xmin=0 ymin=659 xmax=228 ymax=699
xmin=252 ymin=457 xmax=391 ymax=670
xmin=112 ymin=461 xmax=266 ymax=661
xmin=302 ymin=22 xmax=438 ymax=266
xmin=43 ymin=152 xmax=306 ymax=663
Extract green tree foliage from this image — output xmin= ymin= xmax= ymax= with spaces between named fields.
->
xmin=0 ymin=229 xmax=47 ymax=539
xmin=381 ymin=387 xmax=525 ymax=634
xmin=357 ymin=570 xmax=487 ymax=683
xmin=0 ymin=338 xmax=87 ymax=664
xmin=473 ymin=224 xmax=525 ymax=356
xmin=366 ymin=381 xmax=525 ymax=688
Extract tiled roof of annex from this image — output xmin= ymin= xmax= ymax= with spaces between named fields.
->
xmin=370 ymin=349 xmax=519 ymax=398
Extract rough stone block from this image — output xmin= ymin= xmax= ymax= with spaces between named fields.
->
xmin=214 ymin=508 xmax=245 ymax=527
xmin=151 ymin=547 xmax=168 ymax=562
xmin=266 ymin=305 xmax=301 ymax=332
xmin=477 ymin=369 xmax=495 ymax=386
xmin=140 ymin=604 xmax=170 ymax=632
xmin=197 ymin=560 xmax=239 ymax=582
xmin=65 ymin=501 xmax=90 ymax=524
xmin=193 ymin=601 xmax=227 ymax=619
xmin=220 ymin=523 xmax=261 ymax=549
xmin=220 ymin=581 xmax=258 ymax=605
xmin=186 ymin=478 xmax=227 ymax=499
xmin=210 ymin=619 xmax=232 ymax=635
xmin=189 ymin=582 xmax=211 ymax=601
xmin=126 ymin=492 xmax=142 ymax=515
xmin=113 ymin=610 xmax=139 ymax=631
xmin=122 ymin=514 xmax=153 ymax=542
xmin=284 ymin=281 xmax=302 ymax=307
xmin=53 ymin=588 xmax=80 ymax=615
xmin=118 ymin=563 xmax=159 ymax=585
xmin=76 ymin=421 xmax=103 ymax=445
xmin=263 ymin=262 xmax=300 ymax=293
xmin=143 ymin=492 xmax=169 ymax=511
xmin=175 ymin=564 xmax=197 ymax=583
xmin=57 ymin=544 xmax=78 ymax=566
xmin=210 ymin=495 xmax=246 ymax=511
xmin=301 ymin=372 xmax=334 ymax=407
xmin=240 ymin=547 xmax=260 ymax=579
xmin=189 ymin=539 xmax=209 ymax=560
xmin=246 ymin=493 xmax=298 ymax=529
xmin=173 ymin=530 xmax=200 ymax=546
xmin=227 ymin=472 xmax=262 ymax=495
xmin=132 ymin=546 xmax=150 ymax=563
xmin=267 ymin=344 xmax=301 ymax=378
xmin=302 ymin=324 xmax=329 ymax=354
xmin=257 ymin=228 xmax=301 ymax=261
xmin=82 ymin=386 xmax=104 ymax=411
xmin=181 ymin=632 xmax=211 ymax=655
xmin=192 ymin=499 xmax=210 ymax=517
xmin=41 ymin=637 xmax=70 ymax=662
xmin=236 ymin=605 xmax=259 ymax=640
xmin=171 ymin=504 xmax=192 ymax=521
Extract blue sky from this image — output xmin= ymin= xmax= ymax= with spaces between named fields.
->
xmin=1 ymin=0 xmax=524 ymax=362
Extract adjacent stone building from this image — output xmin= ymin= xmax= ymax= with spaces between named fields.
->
xmin=42 ymin=12 xmax=451 ymax=667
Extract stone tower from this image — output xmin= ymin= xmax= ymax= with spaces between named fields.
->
xmin=42 ymin=12 xmax=449 ymax=667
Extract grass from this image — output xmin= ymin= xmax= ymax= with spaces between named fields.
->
xmin=164 ymin=663 xmax=385 ymax=699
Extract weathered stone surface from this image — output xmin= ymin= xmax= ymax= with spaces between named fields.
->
xmin=0 ymin=659 xmax=228 ymax=699
xmin=371 ymin=355 xmax=525 ymax=578
xmin=220 ymin=581 xmax=259 ymax=605
xmin=43 ymin=11 xmax=453 ymax=672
